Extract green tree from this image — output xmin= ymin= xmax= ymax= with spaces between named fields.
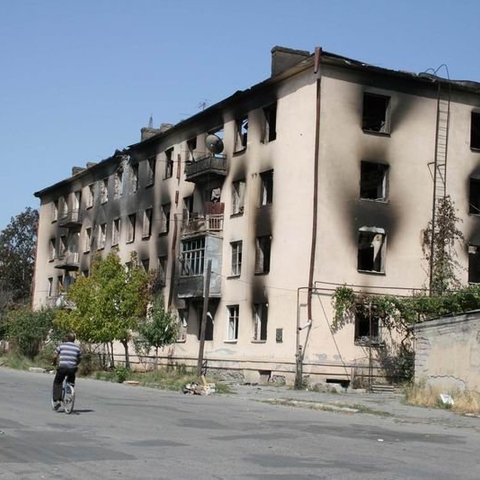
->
xmin=5 ymin=306 xmax=55 ymax=359
xmin=136 ymin=296 xmax=178 ymax=368
xmin=56 ymin=252 xmax=150 ymax=368
xmin=0 ymin=207 xmax=39 ymax=304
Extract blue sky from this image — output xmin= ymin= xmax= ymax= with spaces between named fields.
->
xmin=1 ymin=0 xmax=480 ymax=230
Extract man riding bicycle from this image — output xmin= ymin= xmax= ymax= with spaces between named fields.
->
xmin=52 ymin=333 xmax=82 ymax=410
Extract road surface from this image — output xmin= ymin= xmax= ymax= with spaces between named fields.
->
xmin=1 ymin=368 xmax=479 ymax=479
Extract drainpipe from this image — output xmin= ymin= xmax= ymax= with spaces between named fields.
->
xmin=308 ymin=47 xmax=322 ymax=320
xmin=295 ymin=47 xmax=322 ymax=389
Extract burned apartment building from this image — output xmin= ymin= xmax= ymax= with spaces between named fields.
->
xmin=33 ymin=46 xmax=480 ymax=385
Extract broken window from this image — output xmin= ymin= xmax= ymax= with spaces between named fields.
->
xmin=164 ymin=148 xmax=174 ymax=179
xmin=227 ymin=305 xmax=239 ymax=341
xmin=260 ymin=170 xmax=274 ymax=206
xmin=157 ymin=255 xmax=168 ymax=288
xmin=114 ymin=170 xmax=124 ymax=198
xmin=57 ymin=275 xmax=64 ymax=293
xmin=263 ymin=103 xmax=277 ymax=143
xmin=127 ymin=214 xmax=136 ymax=243
xmin=360 ymin=161 xmax=389 ymax=201
xmin=52 ymin=200 xmax=58 ymax=222
xmin=130 ymin=164 xmax=139 ymax=192
xmin=362 ymin=93 xmax=390 ymax=133
xmin=59 ymin=235 xmax=67 ymax=257
xmin=146 ymin=157 xmax=156 ymax=186
xmin=87 ymin=184 xmax=95 ymax=208
xmin=187 ymin=137 xmax=197 ymax=161
xmin=196 ymin=305 xmax=213 ymax=341
xmin=471 ymin=112 xmax=480 ymax=150
xmin=357 ymin=228 xmax=386 ymax=273
xmin=49 ymin=238 xmax=56 ymax=261
xmin=112 ymin=218 xmax=121 ymax=246
xmin=84 ymin=227 xmax=91 ymax=252
xmin=141 ymin=258 xmax=150 ymax=272
xmin=183 ymin=195 xmax=194 ymax=222
xmin=47 ymin=277 xmax=53 ymax=297
xmin=142 ymin=208 xmax=152 ymax=238
xmin=180 ymin=237 xmax=205 ymax=275
xmin=469 ymin=178 xmax=480 ymax=214
xmin=231 ymin=241 xmax=242 ymax=276
xmin=177 ymin=309 xmax=187 ymax=342
xmin=232 ymin=179 xmax=246 ymax=215
xmin=100 ymin=179 xmax=108 ymax=204
xmin=159 ymin=203 xmax=171 ymax=235
xmin=98 ymin=223 xmax=106 ymax=250
xmin=354 ymin=303 xmax=380 ymax=345
xmin=253 ymin=303 xmax=268 ymax=341
xmin=235 ymin=115 xmax=248 ymax=152
xmin=468 ymin=244 xmax=480 ymax=283
xmin=255 ymin=235 xmax=271 ymax=274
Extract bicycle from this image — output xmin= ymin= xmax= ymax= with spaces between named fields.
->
xmin=51 ymin=378 xmax=75 ymax=414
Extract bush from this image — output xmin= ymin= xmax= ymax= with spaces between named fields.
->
xmin=114 ymin=365 xmax=130 ymax=383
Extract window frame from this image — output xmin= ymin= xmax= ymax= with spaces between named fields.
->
xmin=227 ymin=305 xmax=239 ymax=341
xmin=234 ymin=115 xmax=248 ymax=152
xmin=230 ymin=241 xmax=243 ymax=277
xmin=253 ymin=303 xmax=268 ymax=342
xmin=260 ymin=170 xmax=274 ymax=206
xmin=180 ymin=237 xmax=205 ymax=276
xmin=255 ymin=235 xmax=272 ymax=275
xmin=262 ymin=103 xmax=277 ymax=143
xmin=232 ymin=179 xmax=246 ymax=215
xmin=362 ymin=92 xmax=391 ymax=134
xmin=357 ymin=227 xmax=386 ymax=274
xmin=360 ymin=161 xmax=389 ymax=201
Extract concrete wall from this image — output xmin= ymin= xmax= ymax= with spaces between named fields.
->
xmin=414 ymin=312 xmax=480 ymax=392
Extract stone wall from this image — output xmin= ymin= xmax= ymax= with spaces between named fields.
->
xmin=414 ymin=311 xmax=480 ymax=392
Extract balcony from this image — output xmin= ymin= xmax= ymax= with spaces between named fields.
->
xmin=58 ymin=209 xmax=82 ymax=228
xmin=55 ymin=251 xmax=80 ymax=271
xmin=182 ymin=214 xmax=224 ymax=238
xmin=185 ymin=154 xmax=227 ymax=183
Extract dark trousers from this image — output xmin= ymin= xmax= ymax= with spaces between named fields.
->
xmin=53 ymin=367 xmax=77 ymax=401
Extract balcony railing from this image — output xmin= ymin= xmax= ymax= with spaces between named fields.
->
xmin=58 ymin=209 xmax=82 ymax=228
xmin=182 ymin=214 xmax=224 ymax=237
xmin=55 ymin=251 xmax=80 ymax=270
xmin=185 ymin=154 xmax=227 ymax=183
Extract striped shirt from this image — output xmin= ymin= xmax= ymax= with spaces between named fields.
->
xmin=55 ymin=341 xmax=82 ymax=369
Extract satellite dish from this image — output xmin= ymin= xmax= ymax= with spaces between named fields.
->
xmin=205 ymin=134 xmax=224 ymax=154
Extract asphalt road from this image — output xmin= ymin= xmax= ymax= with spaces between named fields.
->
xmin=1 ymin=368 xmax=479 ymax=480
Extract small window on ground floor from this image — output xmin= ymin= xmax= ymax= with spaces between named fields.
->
xmin=354 ymin=304 xmax=380 ymax=345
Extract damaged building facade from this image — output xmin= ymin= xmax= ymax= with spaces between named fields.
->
xmin=33 ymin=46 xmax=480 ymax=385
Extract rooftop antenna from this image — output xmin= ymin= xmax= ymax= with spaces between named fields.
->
xmin=148 ymin=115 xmax=153 ymax=128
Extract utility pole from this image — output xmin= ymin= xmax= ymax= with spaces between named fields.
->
xmin=197 ymin=259 xmax=212 ymax=377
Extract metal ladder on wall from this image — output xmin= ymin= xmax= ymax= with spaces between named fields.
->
xmin=428 ymin=74 xmax=451 ymax=291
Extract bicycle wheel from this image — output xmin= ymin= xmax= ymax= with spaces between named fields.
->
xmin=63 ymin=383 xmax=75 ymax=414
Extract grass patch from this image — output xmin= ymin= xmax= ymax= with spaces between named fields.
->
xmin=405 ymin=383 xmax=480 ymax=415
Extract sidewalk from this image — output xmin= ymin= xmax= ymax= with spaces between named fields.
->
xmin=228 ymin=384 xmax=480 ymax=431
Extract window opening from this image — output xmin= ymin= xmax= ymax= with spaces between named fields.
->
xmin=112 ymin=218 xmax=121 ymax=246
xmin=235 ymin=115 xmax=248 ymax=151
xmin=59 ymin=235 xmax=67 ymax=257
xmin=142 ymin=208 xmax=153 ymax=238
xmin=232 ymin=179 xmax=246 ymax=215
xmin=159 ymin=203 xmax=171 ymax=234
xmin=187 ymin=137 xmax=197 ymax=161
xmin=100 ymin=179 xmax=108 ymax=204
xmin=263 ymin=103 xmax=277 ymax=142
xmin=469 ymin=178 xmax=480 ymax=214
xmin=260 ymin=170 xmax=274 ymax=206
xmin=84 ymin=227 xmax=92 ymax=252
xmin=47 ymin=277 xmax=53 ymax=297
xmin=468 ymin=244 xmax=480 ymax=283
xmin=357 ymin=228 xmax=386 ymax=273
xmin=98 ymin=223 xmax=106 ymax=249
xmin=49 ymin=238 xmax=56 ymax=261
xmin=127 ymin=214 xmax=136 ymax=243
xmin=471 ymin=112 xmax=480 ymax=149
xmin=253 ymin=303 xmax=268 ymax=341
xmin=227 ymin=305 xmax=239 ymax=341
xmin=130 ymin=164 xmax=139 ymax=192
xmin=114 ymin=170 xmax=124 ymax=198
xmin=360 ymin=161 xmax=388 ymax=201
xmin=255 ymin=236 xmax=271 ymax=274
xmin=157 ymin=255 xmax=167 ymax=288
xmin=231 ymin=241 xmax=242 ymax=276
xmin=52 ymin=200 xmax=58 ymax=222
xmin=141 ymin=258 xmax=150 ymax=272
xmin=147 ymin=157 xmax=156 ymax=186
xmin=354 ymin=303 xmax=380 ymax=345
xmin=362 ymin=93 xmax=390 ymax=133
xmin=165 ymin=148 xmax=174 ymax=178
xmin=87 ymin=184 xmax=95 ymax=208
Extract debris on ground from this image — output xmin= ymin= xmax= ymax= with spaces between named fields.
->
xmin=183 ymin=377 xmax=216 ymax=395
